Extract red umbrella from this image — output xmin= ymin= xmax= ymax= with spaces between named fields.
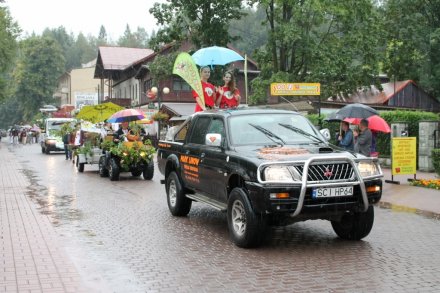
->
xmin=344 ymin=115 xmax=391 ymax=133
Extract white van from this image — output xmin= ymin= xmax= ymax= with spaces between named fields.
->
xmin=40 ymin=118 xmax=76 ymax=154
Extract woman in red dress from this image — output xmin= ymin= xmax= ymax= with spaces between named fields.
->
xmin=216 ymin=71 xmax=241 ymax=109
xmin=192 ymin=66 xmax=216 ymax=112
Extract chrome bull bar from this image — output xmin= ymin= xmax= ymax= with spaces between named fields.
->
xmin=256 ymin=156 xmax=369 ymax=217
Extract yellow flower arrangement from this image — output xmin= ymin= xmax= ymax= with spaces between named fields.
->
xmin=410 ymin=179 xmax=440 ymax=190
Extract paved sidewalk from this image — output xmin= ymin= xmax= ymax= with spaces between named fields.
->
xmin=0 ymin=142 xmax=91 ymax=293
xmin=380 ymin=167 xmax=440 ymax=217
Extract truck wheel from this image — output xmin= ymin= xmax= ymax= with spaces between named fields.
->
xmin=98 ymin=156 xmax=109 ymax=177
xmin=77 ymin=162 xmax=85 ymax=173
xmin=166 ymin=171 xmax=191 ymax=216
xmin=108 ymin=158 xmax=120 ymax=181
xmin=331 ymin=205 xmax=374 ymax=240
xmin=227 ymin=188 xmax=266 ymax=248
xmin=142 ymin=160 xmax=154 ymax=180
xmin=45 ymin=147 xmax=50 ymax=154
xmin=41 ymin=146 xmax=45 ymax=153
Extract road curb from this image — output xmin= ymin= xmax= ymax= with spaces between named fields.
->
xmin=378 ymin=201 xmax=440 ymax=220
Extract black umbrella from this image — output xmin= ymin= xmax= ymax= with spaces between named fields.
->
xmin=324 ymin=112 xmax=345 ymax=122
xmin=334 ymin=103 xmax=379 ymax=119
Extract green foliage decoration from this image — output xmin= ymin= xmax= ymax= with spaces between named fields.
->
xmin=110 ymin=142 xmax=156 ymax=171
xmin=77 ymin=140 xmax=94 ymax=157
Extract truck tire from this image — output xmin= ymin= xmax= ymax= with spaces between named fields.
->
xmin=166 ymin=171 xmax=191 ymax=216
xmin=108 ymin=158 xmax=120 ymax=181
xmin=41 ymin=146 xmax=45 ymax=153
xmin=99 ymin=156 xmax=109 ymax=177
xmin=227 ymin=188 xmax=266 ymax=248
xmin=142 ymin=160 xmax=154 ymax=180
xmin=45 ymin=147 xmax=50 ymax=154
xmin=331 ymin=205 xmax=374 ymax=240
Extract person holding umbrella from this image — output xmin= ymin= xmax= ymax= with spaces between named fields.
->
xmin=337 ymin=121 xmax=354 ymax=151
xmin=192 ymin=66 xmax=216 ymax=112
xmin=353 ymin=119 xmax=372 ymax=156
xmin=216 ymin=71 xmax=241 ymax=109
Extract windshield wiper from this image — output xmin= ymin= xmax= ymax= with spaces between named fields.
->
xmin=249 ymin=123 xmax=285 ymax=146
xmin=278 ymin=123 xmax=325 ymax=144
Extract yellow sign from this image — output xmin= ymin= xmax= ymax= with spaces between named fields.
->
xmin=270 ymin=83 xmax=320 ymax=96
xmin=391 ymin=137 xmax=417 ymax=175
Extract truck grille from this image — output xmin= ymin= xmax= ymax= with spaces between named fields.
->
xmin=293 ymin=163 xmax=355 ymax=182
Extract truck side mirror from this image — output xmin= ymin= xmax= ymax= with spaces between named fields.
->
xmin=320 ymin=128 xmax=331 ymax=141
xmin=205 ymin=133 xmax=222 ymax=147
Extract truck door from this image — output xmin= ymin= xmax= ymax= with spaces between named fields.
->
xmin=198 ymin=117 xmax=229 ymax=200
xmin=180 ymin=116 xmax=211 ymax=191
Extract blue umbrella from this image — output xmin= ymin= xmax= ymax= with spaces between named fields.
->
xmin=191 ymin=46 xmax=244 ymax=66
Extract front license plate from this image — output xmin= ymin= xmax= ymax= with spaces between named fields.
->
xmin=312 ymin=186 xmax=353 ymax=198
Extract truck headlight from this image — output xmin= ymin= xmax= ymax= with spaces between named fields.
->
xmin=357 ymin=161 xmax=381 ymax=177
xmin=264 ymin=166 xmax=293 ymax=182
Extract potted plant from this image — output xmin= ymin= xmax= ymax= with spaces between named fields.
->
xmin=127 ymin=122 xmax=144 ymax=141
xmin=152 ymin=112 xmax=169 ymax=122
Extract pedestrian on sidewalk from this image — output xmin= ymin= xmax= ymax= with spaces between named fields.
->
xmin=353 ymin=119 xmax=372 ymax=157
xmin=337 ymin=121 xmax=354 ymax=151
xmin=62 ymin=132 xmax=70 ymax=160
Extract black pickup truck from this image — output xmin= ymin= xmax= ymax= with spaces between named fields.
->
xmin=157 ymin=108 xmax=383 ymax=248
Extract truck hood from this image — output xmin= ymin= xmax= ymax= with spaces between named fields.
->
xmin=233 ymin=144 xmax=359 ymax=163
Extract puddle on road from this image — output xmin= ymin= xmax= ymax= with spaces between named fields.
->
xmin=21 ymin=168 xmax=84 ymax=226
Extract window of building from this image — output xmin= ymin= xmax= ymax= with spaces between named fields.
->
xmin=173 ymin=77 xmax=191 ymax=91
xmin=144 ymin=79 xmax=153 ymax=93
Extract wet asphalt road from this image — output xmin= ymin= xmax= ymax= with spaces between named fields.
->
xmin=10 ymin=143 xmax=440 ymax=293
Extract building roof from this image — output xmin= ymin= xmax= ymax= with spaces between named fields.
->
xmin=328 ymin=80 xmax=416 ymax=104
xmin=97 ymin=46 xmax=154 ymax=70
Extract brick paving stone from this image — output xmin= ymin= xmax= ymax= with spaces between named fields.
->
xmin=0 ymin=143 xmax=93 ymax=293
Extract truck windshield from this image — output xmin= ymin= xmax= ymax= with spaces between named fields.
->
xmin=229 ymin=113 xmax=322 ymax=146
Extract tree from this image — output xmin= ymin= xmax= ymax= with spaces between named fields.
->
xmin=42 ymin=26 xmax=77 ymax=70
xmin=97 ymin=25 xmax=108 ymax=46
xmin=149 ymin=0 xmax=244 ymax=50
xmin=13 ymin=36 xmax=65 ymax=121
xmin=0 ymin=6 xmax=20 ymax=102
xmin=229 ymin=5 xmax=268 ymax=56
xmin=382 ymin=0 xmax=440 ymax=100
xmin=75 ymin=33 xmax=97 ymax=64
xmin=118 ymin=25 xmax=150 ymax=48
xmin=249 ymin=0 xmax=384 ymax=105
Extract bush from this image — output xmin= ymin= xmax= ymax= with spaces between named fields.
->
xmin=433 ymin=149 xmax=440 ymax=176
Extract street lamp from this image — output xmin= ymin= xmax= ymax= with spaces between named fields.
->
xmin=150 ymin=86 xmax=170 ymax=141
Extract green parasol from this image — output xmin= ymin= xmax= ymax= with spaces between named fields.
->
xmin=75 ymin=102 xmax=124 ymax=123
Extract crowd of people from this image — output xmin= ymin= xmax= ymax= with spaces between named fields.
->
xmin=8 ymin=127 xmax=39 ymax=145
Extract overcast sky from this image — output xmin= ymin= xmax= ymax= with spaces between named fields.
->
xmin=5 ymin=0 xmax=162 ymax=40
